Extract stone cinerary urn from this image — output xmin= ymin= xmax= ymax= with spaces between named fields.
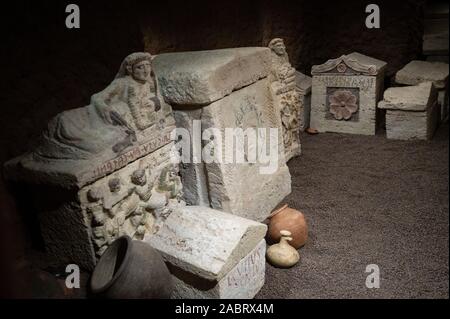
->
xmin=395 ymin=60 xmax=448 ymax=121
xmin=153 ymin=46 xmax=292 ymax=222
xmin=147 ymin=205 xmax=267 ymax=299
xmin=378 ymin=82 xmax=440 ymax=140
xmin=3 ymin=52 xmax=184 ymax=270
xmin=311 ymin=52 xmax=387 ymax=135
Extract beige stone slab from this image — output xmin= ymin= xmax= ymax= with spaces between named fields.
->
xmin=172 ymin=78 xmax=291 ymax=222
xmin=378 ymin=82 xmax=437 ymax=111
xmin=395 ymin=60 xmax=449 ymax=89
xmin=4 ymin=124 xmax=175 ymax=189
xmin=201 ymin=78 xmax=291 ymax=221
xmin=147 ymin=206 xmax=267 ymax=282
xmin=384 ymin=103 xmax=439 ymax=140
xmin=153 ymin=47 xmax=271 ymax=105
xmin=169 ymin=240 xmax=266 ymax=299
xmin=295 ymin=71 xmax=312 ymax=95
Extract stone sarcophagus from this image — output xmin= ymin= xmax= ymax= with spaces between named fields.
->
xmin=310 ymin=52 xmax=387 ymax=135
xmin=395 ymin=60 xmax=448 ymax=121
xmin=147 ymin=206 xmax=267 ymax=299
xmin=4 ymin=53 xmax=184 ymax=270
xmin=153 ymin=45 xmax=292 ymax=222
xmin=378 ymin=82 xmax=440 ymax=140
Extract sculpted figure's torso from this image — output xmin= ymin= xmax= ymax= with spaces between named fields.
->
xmin=35 ymin=53 xmax=169 ymax=161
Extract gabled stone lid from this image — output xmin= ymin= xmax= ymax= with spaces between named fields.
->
xmin=153 ymin=47 xmax=271 ymax=106
xmin=395 ymin=60 xmax=449 ymax=89
xmin=378 ymin=82 xmax=438 ymax=111
xmin=311 ymin=52 xmax=387 ymax=76
xmin=147 ymin=205 xmax=267 ymax=282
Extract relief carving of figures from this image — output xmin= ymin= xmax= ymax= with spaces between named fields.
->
xmin=268 ymin=38 xmax=297 ymax=95
xmin=34 ymin=52 xmax=171 ymax=161
xmin=86 ymin=163 xmax=184 ymax=257
xmin=268 ymin=38 xmax=301 ymax=158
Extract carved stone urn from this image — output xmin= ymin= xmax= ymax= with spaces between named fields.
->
xmin=267 ymin=204 xmax=308 ymax=249
xmin=266 ymin=230 xmax=300 ymax=268
xmin=90 ymin=236 xmax=173 ymax=299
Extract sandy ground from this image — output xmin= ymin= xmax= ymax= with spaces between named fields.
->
xmin=256 ymin=124 xmax=449 ymax=299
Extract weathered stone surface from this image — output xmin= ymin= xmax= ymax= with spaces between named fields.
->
xmin=383 ymin=108 xmax=440 ymax=140
xmin=268 ymin=38 xmax=302 ymax=160
xmin=5 ymin=53 xmax=176 ymax=189
xmin=378 ymin=82 xmax=439 ymax=140
xmin=378 ymin=82 xmax=438 ymax=111
xmin=395 ymin=60 xmax=449 ymax=89
xmin=148 ymin=206 xmax=266 ymax=299
xmin=169 ymin=239 xmax=266 ymax=299
xmin=310 ymin=53 xmax=386 ymax=135
xmin=22 ymin=143 xmax=185 ymax=270
xmin=153 ymin=47 xmax=271 ymax=105
xmin=3 ymin=53 xmax=184 ymax=269
xmin=310 ymin=52 xmax=386 ymax=135
xmin=4 ymin=124 xmax=175 ymax=189
xmin=395 ymin=60 xmax=449 ymax=121
xmin=177 ymin=78 xmax=290 ymax=221
xmin=346 ymin=52 xmax=388 ymax=74
xmin=295 ymin=71 xmax=312 ymax=131
xmin=147 ymin=206 xmax=267 ymax=284
xmin=311 ymin=52 xmax=387 ymax=76
xmin=172 ymin=110 xmax=210 ymax=207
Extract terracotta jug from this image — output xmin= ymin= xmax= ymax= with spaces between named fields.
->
xmin=266 ymin=230 xmax=300 ymax=268
xmin=267 ymin=204 xmax=307 ymax=249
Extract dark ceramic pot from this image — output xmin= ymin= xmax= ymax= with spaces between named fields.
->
xmin=90 ymin=236 xmax=172 ymax=299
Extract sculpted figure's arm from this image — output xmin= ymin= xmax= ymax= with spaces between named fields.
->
xmin=91 ymin=79 xmax=124 ymax=125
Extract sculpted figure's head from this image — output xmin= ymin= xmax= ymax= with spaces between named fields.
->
xmin=268 ymin=38 xmax=287 ymax=56
xmin=131 ymin=169 xmax=147 ymax=186
xmin=87 ymin=187 xmax=103 ymax=202
xmin=116 ymin=52 xmax=153 ymax=83
xmin=108 ymin=177 xmax=121 ymax=193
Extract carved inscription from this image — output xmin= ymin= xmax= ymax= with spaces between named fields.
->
xmin=224 ymin=242 xmax=265 ymax=288
xmin=92 ymin=133 xmax=172 ymax=179
xmin=317 ymin=75 xmax=375 ymax=92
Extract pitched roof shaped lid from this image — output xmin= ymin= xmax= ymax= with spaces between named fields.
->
xmin=311 ymin=52 xmax=387 ymax=76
